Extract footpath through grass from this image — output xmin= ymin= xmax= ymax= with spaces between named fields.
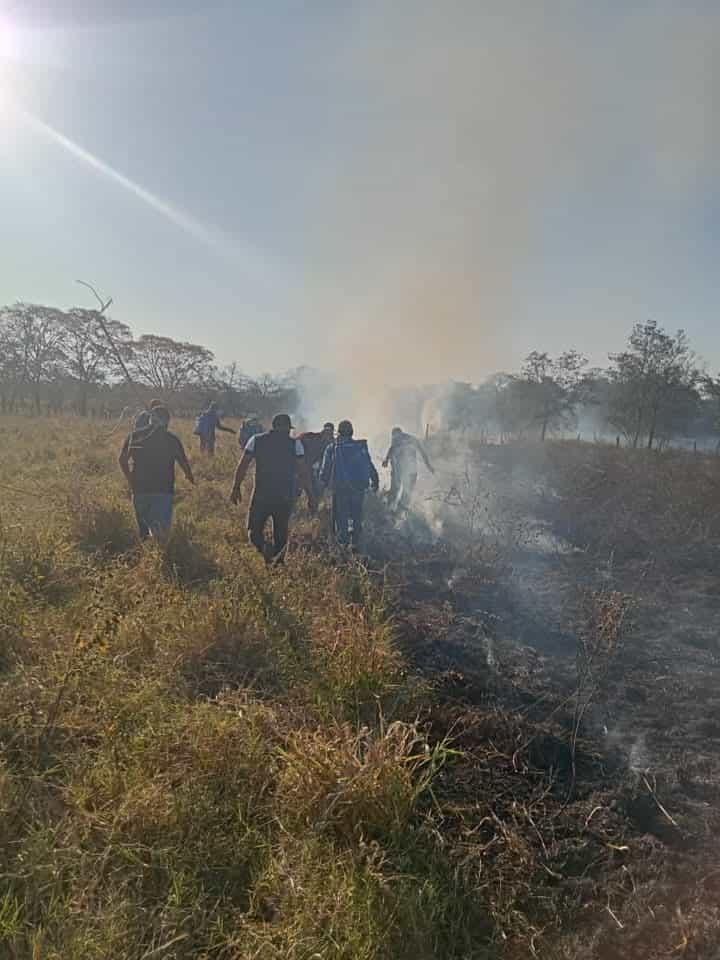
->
xmin=0 ymin=418 xmax=490 ymax=960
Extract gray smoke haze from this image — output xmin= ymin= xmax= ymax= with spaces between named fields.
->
xmin=299 ymin=1 xmax=720 ymax=438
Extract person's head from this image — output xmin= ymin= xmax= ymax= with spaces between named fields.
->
xmin=149 ymin=398 xmax=163 ymax=411
xmin=271 ymin=413 xmax=293 ymax=434
xmin=392 ymin=426 xmax=403 ymax=440
xmin=338 ymin=420 xmax=354 ymax=439
xmin=150 ymin=405 xmax=170 ymax=428
xmin=208 ymin=400 xmax=218 ymax=412
xmin=322 ymin=422 xmax=334 ymax=438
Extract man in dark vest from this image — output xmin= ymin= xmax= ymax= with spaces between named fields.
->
xmin=230 ymin=413 xmax=316 ymax=563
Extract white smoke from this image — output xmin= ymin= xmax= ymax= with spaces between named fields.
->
xmin=298 ymin=1 xmax=720 ymax=438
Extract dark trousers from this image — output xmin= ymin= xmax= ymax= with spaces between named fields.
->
xmin=248 ymin=495 xmax=292 ymax=562
xmin=199 ymin=434 xmax=216 ymax=454
xmin=333 ymin=489 xmax=365 ymax=549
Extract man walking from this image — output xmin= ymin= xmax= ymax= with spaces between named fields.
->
xmin=320 ymin=420 xmax=379 ymax=551
xmin=230 ymin=413 xmax=316 ymax=564
xmin=382 ymin=427 xmax=434 ymax=513
xmin=119 ymin=405 xmax=194 ymax=541
xmin=194 ymin=401 xmax=236 ymax=455
xmin=239 ymin=416 xmax=264 ymax=450
xmin=134 ymin=398 xmax=163 ymax=430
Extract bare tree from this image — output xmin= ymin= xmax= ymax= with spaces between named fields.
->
xmin=59 ymin=309 xmax=132 ymax=415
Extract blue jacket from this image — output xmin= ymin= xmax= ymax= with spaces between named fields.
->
xmin=321 ymin=439 xmax=379 ymax=493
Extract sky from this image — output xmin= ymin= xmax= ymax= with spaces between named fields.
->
xmin=0 ymin=0 xmax=719 ymax=390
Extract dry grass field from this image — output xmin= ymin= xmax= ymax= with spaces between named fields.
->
xmin=1 ymin=419 xmax=719 ymax=959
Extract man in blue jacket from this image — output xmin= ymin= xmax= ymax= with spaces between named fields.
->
xmin=320 ymin=420 xmax=379 ymax=551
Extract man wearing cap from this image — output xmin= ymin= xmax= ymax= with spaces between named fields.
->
xmin=119 ymin=405 xmax=195 ymax=541
xmin=230 ymin=413 xmax=316 ymax=563
xmin=134 ymin=398 xmax=164 ymax=430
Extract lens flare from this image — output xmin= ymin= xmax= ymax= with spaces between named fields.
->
xmin=18 ymin=107 xmax=225 ymax=250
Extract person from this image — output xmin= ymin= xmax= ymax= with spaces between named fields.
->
xmin=134 ymin=398 xmax=163 ymax=430
xmin=193 ymin=400 xmax=236 ymax=455
xmin=297 ymin=422 xmax=334 ymax=496
xmin=239 ymin=416 xmax=264 ymax=450
xmin=119 ymin=405 xmax=194 ymax=541
xmin=382 ymin=427 xmax=434 ymax=513
xmin=320 ymin=420 xmax=379 ymax=551
xmin=230 ymin=413 xmax=316 ymax=564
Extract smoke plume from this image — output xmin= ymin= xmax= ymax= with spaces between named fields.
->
xmin=299 ymin=1 xmax=720 ymax=438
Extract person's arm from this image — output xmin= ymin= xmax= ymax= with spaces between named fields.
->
xmin=381 ymin=445 xmax=393 ymax=469
xmin=175 ymin=440 xmax=195 ymax=485
xmin=118 ymin=435 xmax=132 ymax=491
xmin=230 ymin=451 xmax=252 ymax=504
xmin=368 ymin=453 xmax=380 ymax=492
xmin=216 ymin=416 xmax=235 ymax=434
xmin=320 ymin=446 xmax=333 ymax=487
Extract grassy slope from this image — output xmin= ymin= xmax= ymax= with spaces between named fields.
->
xmin=0 ymin=418 xmax=489 ymax=960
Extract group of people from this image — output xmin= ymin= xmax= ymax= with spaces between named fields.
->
xmin=119 ymin=401 xmax=433 ymax=563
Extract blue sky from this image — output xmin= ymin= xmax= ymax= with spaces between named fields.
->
xmin=1 ymin=1 xmax=718 ymax=384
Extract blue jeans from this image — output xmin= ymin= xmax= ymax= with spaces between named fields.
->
xmin=133 ymin=493 xmax=174 ymax=540
xmin=333 ymin=489 xmax=365 ymax=549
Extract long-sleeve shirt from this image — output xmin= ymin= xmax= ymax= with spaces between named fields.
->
xmin=384 ymin=433 xmax=432 ymax=474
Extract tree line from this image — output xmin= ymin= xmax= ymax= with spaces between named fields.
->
xmin=435 ymin=320 xmax=720 ymax=449
xmin=0 ymin=302 xmax=297 ymax=420
xmin=2 ymin=303 xmax=718 ymax=449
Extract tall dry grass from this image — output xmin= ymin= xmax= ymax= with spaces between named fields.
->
xmin=0 ymin=417 xmax=486 ymax=960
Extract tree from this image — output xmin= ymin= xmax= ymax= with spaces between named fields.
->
xmin=127 ymin=335 xmax=215 ymax=393
xmin=439 ymin=381 xmax=498 ymax=433
xmin=505 ymin=350 xmax=589 ymax=441
xmin=700 ymin=375 xmax=720 ymax=446
xmin=59 ymin=309 xmax=132 ymax=415
xmin=608 ymin=321 xmax=698 ymax=449
xmin=242 ymin=372 xmax=298 ymax=419
xmin=0 ymin=303 xmax=68 ymax=413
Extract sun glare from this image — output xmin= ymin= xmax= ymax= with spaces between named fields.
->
xmin=0 ymin=19 xmax=18 ymax=60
